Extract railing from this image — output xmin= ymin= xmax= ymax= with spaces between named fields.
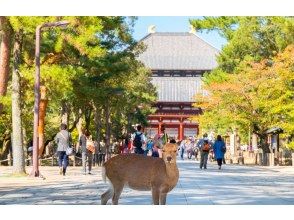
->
xmin=0 ymin=154 xmax=84 ymax=166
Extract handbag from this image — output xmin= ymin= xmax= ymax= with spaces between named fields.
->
xmin=66 ymin=146 xmax=74 ymax=156
xmin=86 ymin=139 xmax=95 ymax=153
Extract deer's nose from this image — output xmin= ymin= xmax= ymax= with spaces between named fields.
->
xmin=167 ymin=156 xmax=172 ymax=162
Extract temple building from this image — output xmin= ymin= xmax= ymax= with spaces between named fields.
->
xmin=138 ymin=26 xmax=219 ymax=140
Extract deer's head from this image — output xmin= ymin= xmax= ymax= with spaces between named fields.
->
xmin=162 ymin=143 xmax=178 ymax=164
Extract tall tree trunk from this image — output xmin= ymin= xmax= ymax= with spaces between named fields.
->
xmin=61 ymin=100 xmax=69 ymax=127
xmin=38 ymin=86 xmax=48 ymax=156
xmin=94 ymin=105 xmax=102 ymax=150
xmin=76 ymin=108 xmax=83 ymax=133
xmin=0 ymin=135 xmax=11 ymax=160
xmin=252 ymin=133 xmax=258 ymax=150
xmin=105 ymin=101 xmax=111 ymax=160
xmin=84 ymin=106 xmax=92 ymax=131
xmin=11 ymin=30 xmax=25 ymax=174
xmin=0 ymin=16 xmax=12 ymax=114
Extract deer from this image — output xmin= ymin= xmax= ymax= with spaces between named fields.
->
xmin=101 ymin=143 xmax=179 ymax=205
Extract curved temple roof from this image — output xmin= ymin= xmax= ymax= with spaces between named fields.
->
xmin=138 ymin=32 xmax=219 ymax=70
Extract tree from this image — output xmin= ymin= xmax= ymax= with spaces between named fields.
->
xmin=0 ymin=16 xmax=156 ymax=170
xmin=11 ymin=30 xmax=25 ymax=174
xmin=0 ymin=17 xmax=12 ymax=114
xmin=194 ymin=45 xmax=294 ymax=151
xmin=190 ymin=16 xmax=294 ymax=73
xmin=190 ymin=16 xmax=294 ymax=151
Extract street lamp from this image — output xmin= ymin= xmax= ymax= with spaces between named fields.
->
xmin=31 ymin=21 xmax=69 ymax=177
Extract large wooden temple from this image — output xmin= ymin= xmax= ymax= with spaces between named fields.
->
xmin=138 ymin=27 xmax=219 ymax=140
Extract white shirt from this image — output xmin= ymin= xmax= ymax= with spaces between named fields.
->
xmin=132 ymin=131 xmax=147 ymax=147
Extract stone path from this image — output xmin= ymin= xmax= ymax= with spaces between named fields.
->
xmin=0 ymin=158 xmax=293 ymax=205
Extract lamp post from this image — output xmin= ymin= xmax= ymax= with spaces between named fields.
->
xmin=31 ymin=21 xmax=69 ymax=177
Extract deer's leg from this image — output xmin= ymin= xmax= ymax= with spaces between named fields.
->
xmin=112 ymin=183 xmax=124 ymax=205
xmin=151 ymin=187 xmax=160 ymax=205
xmin=160 ymin=193 xmax=167 ymax=205
xmin=101 ymin=184 xmax=114 ymax=205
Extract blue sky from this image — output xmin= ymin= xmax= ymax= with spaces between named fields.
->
xmin=132 ymin=16 xmax=227 ymax=50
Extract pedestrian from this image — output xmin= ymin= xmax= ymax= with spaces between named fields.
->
xmin=213 ymin=135 xmax=226 ymax=170
xmin=93 ymin=140 xmax=99 ymax=166
xmin=55 ymin=123 xmax=72 ymax=176
xmin=179 ymin=137 xmax=186 ymax=160
xmin=98 ymin=141 xmax=106 ymax=166
xmin=186 ymin=138 xmax=193 ymax=159
xmin=145 ymin=138 xmax=154 ymax=156
xmin=132 ymin=125 xmax=146 ymax=155
xmin=79 ymin=129 xmax=93 ymax=175
xmin=122 ymin=135 xmax=130 ymax=154
xmin=197 ymin=133 xmax=211 ymax=169
xmin=153 ymin=124 xmax=168 ymax=158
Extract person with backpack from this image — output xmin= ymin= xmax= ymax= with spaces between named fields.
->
xmin=213 ymin=135 xmax=226 ymax=170
xmin=197 ymin=133 xmax=211 ymax=169
xmin=132 ymin=125 xmax=146 ymax=155
xmin=55 ymin=123 xmax=72 ymax=176
xmin=153 ymin=124 xmax=168 ymax=158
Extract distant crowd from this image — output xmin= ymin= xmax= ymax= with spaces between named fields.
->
xmin=53 ymin=123 xmax=226 ymax=176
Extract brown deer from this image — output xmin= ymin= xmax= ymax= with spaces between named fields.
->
xmin=101 ymin=143 xmax=179 ymax=205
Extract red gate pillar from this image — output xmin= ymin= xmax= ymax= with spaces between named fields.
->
xmin=179 ymin=122 xmax=183 ymax=140
xmin=158 ymin=122 xmax=162 ymax=134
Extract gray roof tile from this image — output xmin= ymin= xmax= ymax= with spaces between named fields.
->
xmin=138 ymin=32 xmax=219 ymax=70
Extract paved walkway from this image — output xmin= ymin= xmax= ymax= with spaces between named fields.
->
xmin=0 ymin=158 xmax=293 ymax=205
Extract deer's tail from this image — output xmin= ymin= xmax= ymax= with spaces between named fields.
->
xmin=102 ymin=165 xmax=107 ymax=183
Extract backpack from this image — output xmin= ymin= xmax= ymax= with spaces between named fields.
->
xmin=86 ymin=139 xmax=95 ymax=153
xmin=202 ymin=143 xmax=210 ymax=152
xmin=133 ymin=133 xmax=143 ymax=148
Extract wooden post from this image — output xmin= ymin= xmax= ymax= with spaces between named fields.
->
xmin=292 ymin=153 xmax=294 ymax=166
xmin=179 ymin=122 xmax=183 ymax=140
xmin=158 ymin=122 xmax=162 ymax=134
xmin=51 ymin=155 xmax=54 ymax=166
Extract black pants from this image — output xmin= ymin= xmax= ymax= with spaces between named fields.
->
xmin=217 ymin=158 xmax=223 ymax=166
xmin=98 ymin=153 xmax=105 ymax=166
xmin=135 ymin=147 xmax=144 ymax=155
xmin=57 ymin=151 xmax=68 ymax=174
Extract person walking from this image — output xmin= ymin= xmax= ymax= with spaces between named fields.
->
xmin=79 ymin=129 xmax=93 ymax=175
xmin=55 ymin=123 xmax=72 ymax=176
xmin=145 ymin=138 xmax=154 ymax=156
xmin=197 ymin=133 xmax=211 ymax=169
xmin=213 ymin=135 xmax=226 ymax=170
xmin=122 ymin=135 xmax=130 ymax=154
xmin=179 ymin=137 xmax=186 ymax=160
xmin=98 ymin=141 xmax=106 ymax=166
xmin=153 ymin=124 xmax=168 ymax=158
xmin=132 ymin=125 xmax=146 ymax=155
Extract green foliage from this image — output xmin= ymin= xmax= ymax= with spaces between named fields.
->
xmin=191 ymin=16 xmax=294 ymax=73
xmin=191 ymin=16 xmax=294 ymax=149
xmin=0 ymin=16 xmax=156 ymax=155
